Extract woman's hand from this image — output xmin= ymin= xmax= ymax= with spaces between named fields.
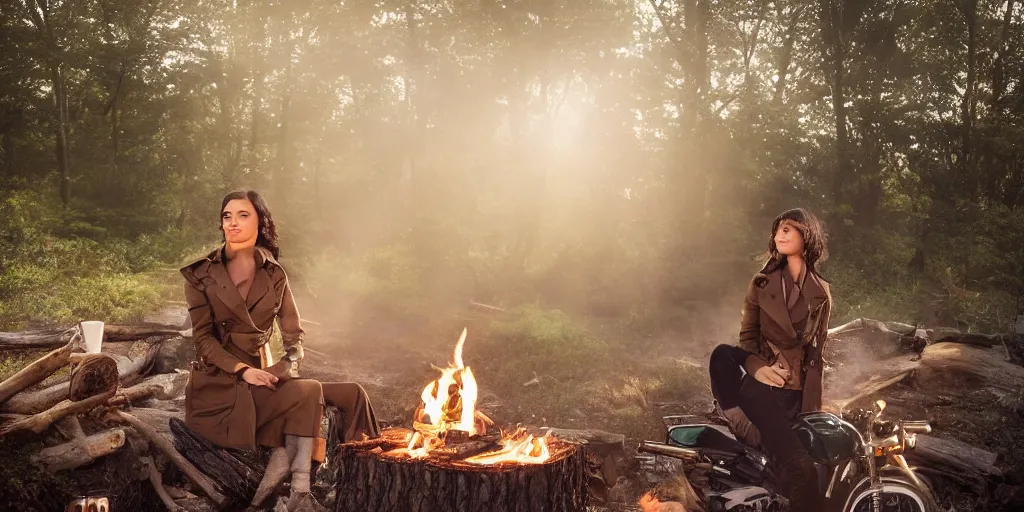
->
xmin=753 ymin=362 xmax=790 ymax=387
xmin=242 ymin=367 xmax=279 ymax=390
xmin=266 ymin=361 xmax=296 ymax=382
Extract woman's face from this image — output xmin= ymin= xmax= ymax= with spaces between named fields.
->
xmin=774 ymin=219 xmax=805 ymax=257
xmin=222 ymin=198 xmax=259 ymax=246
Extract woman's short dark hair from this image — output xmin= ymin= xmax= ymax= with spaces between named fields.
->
xmin=759 ymin=208 xmax=828 ymax=274
xmin=220 ymin=189 xmax=280 ymax=259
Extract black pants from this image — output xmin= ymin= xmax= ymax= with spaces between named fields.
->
xmin=709 ymin=344 xmax=822 ymax=512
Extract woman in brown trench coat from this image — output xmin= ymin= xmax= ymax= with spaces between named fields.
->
xmin=181 ymin=189 xmax=381 ymax=511
xmin=707 ymin=208 xmax=833 ymax=512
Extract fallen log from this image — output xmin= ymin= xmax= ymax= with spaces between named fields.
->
xmin=3 ymin=348 xmax=162 ymax=415
xmin=124 ymin=407 xmax=181 ymax=441
xmin=0 ymin=324 xmax=184 ymax=349
xmin=69 ymin=354 xmax=119 ymax=402
xmin=908 ymin=434 xmax=1003 ymax=478
xmin=103 ymin=324 xmax=188 ymax=341
xmin=141 ymin=456 xmax=184 ymax=512
xmin=831 ymin=366 xmax=918 ymax=413
xmin=169 ymin=417 xmax=265 ymax=507
xmin=0 ymin=342 xmax=76 ymax=404
xmin=0 ymin=388 xmax=116 ymax=436
xmin=110 ymin=410 xmax=228 ymax=507
xmin=54 ymin=415 xmax=86 ymax=440
xmin=69 ymin=343 xmax=160 ymax=386
xmin=919 ymin=342 xmax=1024 ymax=393
xmin=0 ymin=328 xmax=77 ymax=349
xmin=31 ymin=427 xmax=127 ymax=472
xmin=926 ymin=328 xmax=1008 ymax=349
xmin=106 ymin=371 xmax=189 ymax=408
xmin=827 ymin=318 xmax=927 ymax=355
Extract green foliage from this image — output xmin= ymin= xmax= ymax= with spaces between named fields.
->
xmin=0 ymin=190 xmax=198 ymax=329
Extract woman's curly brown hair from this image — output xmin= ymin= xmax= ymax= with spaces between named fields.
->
xmin=759 ymin=207 xmax=829 ymax=274
xmin=219 ymin=189 xmax=280 ymax=259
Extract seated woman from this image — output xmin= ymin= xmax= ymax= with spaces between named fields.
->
xmin=707 ymin=208 xmax=832 ymax=512
xmin=181 ymin=189 xmax=381 ymax=511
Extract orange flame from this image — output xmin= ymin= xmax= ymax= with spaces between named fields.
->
xmin=387 ymin=328 xmax=552 ymax=465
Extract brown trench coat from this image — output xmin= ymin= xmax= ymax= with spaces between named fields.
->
xmin=737 ymin=266 xmax=832 ymax=414
xmin=180 ymin=244 xmax=316 ymax=451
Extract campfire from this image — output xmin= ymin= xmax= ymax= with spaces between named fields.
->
xmin=384 ymin=328 xmax=554 ymax=465
xmin=333 ymin=328 xmax=589 ymax=512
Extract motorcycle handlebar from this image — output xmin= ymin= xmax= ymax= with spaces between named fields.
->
xmin=902 ymin=420 xmax=932 ymax=434
xmin=637 ymin=440 xmax=700 ymax=461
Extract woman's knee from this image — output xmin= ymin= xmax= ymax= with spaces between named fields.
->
xmin=710 ymin=344 xmax=735 ymax=365
xmin=709 ymin=344 xmax=745 ymax=377
xmin=284 ymin=378 xmax=323 ymax=403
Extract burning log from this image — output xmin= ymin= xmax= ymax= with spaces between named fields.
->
xmin=334 ymin=428 xmax=588 ymax=512
xmin=333 ymin=329 xmax=590 ymax=511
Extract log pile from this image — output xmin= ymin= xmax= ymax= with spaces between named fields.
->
xmin=0 ymin=323 xmax=210 ymax=510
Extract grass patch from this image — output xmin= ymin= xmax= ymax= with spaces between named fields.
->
xmin=0 ymin=269 xmax=177 ymax=330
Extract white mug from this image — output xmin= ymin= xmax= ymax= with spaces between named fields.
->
xmin=80 ymin=321 xmax=105 ymax=354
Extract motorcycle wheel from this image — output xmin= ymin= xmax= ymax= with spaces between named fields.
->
xmin=842 ymin=474 xmax=940 ymax=512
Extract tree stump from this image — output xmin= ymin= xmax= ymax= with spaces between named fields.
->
xmin=333 ymin=427 xmax=589 ymax=512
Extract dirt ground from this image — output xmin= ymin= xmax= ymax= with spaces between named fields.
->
xmin=2 ymin=303 xmax=1023 ymax=511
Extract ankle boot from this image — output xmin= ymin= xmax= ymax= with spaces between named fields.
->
xmin=251 ymin=446 xmax=292 ymax=507
xmin=721 ymin=406 xmax=762 ymax=448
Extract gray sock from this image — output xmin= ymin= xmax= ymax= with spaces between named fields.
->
xmin=289 ymin=436 xmax=314 ymax=494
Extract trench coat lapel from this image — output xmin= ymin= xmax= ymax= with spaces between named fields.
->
xmin=244 ymin=247 xmax=275 ymax=315
xmin=207 ymin=247 xmax=258 ymax=329
xmin=803 ymin=271 xmax=827 ymax=314
xmin=758 ymin=270 xmax=798 ymax=339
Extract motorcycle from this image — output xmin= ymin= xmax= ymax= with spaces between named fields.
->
xmin=637 ymin=399 xmax=939 ymax=511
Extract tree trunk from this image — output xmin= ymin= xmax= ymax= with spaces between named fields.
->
xmin=990 ymin=0 xmax=1017 ymax=107
xmin=334 ymin=436 xmax=588 ymax=512
xmin=819 ymin=0 xmax=851 ymax=206
xmin=773 ymin=4 xmax=803 ymax=106
xmin=52 ymin=63 xmax=72 ymax=206
xmin=959 ymin=0 xmax=978 ymax=193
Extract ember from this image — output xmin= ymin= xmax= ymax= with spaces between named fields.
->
xmin=384 ymin=328 xmax=555 ymax=465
